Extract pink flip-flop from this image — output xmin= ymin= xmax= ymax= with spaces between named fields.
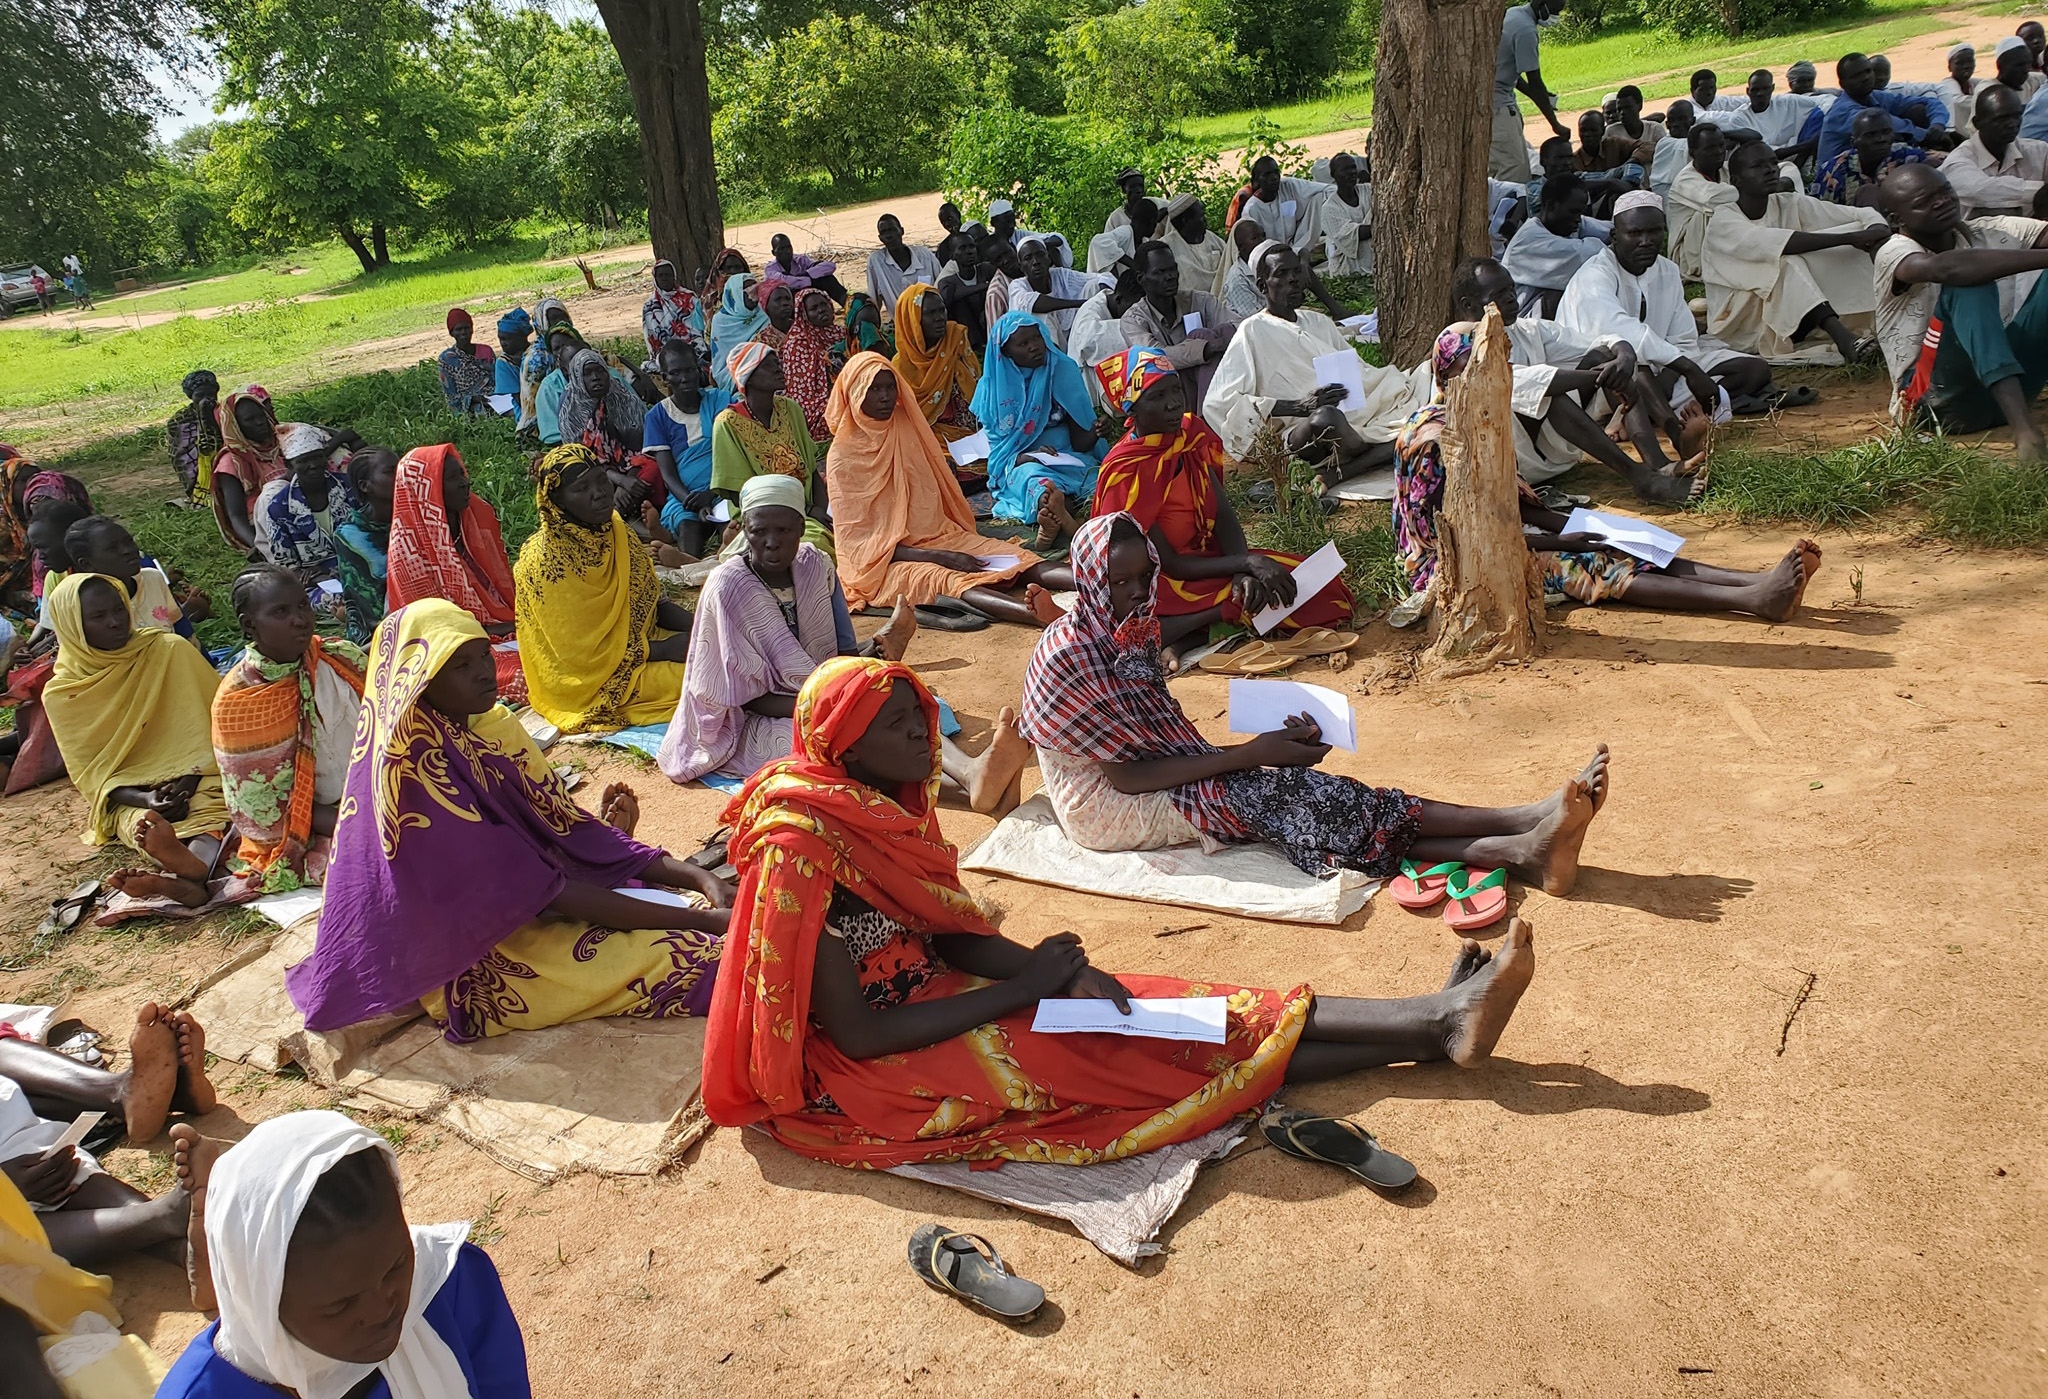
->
xmin=1389 ymin=860 xmax=1463 ymax=910
xmin=1442 ymin=868 xmax=1508 ymax=932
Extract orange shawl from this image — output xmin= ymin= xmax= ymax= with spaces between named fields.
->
xmin=823 ymin=352 xmax=1035 ymax=610
xmin=889 ymin=283 xmax=979 ymax=431
xmin=384 ymin=444 xmax=517 ymax=626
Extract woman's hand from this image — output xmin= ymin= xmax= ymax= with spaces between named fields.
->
xmin=1014 ymin=932 xmax=1091 ymax=1001
xmin=1063 ymin=964 xmax=1134 ymax=1013
xmin=3 ymin=1149 xmax=78 ymax=1206
xmin=684 ymin=489 xmax=717 ymax=516
xmin=1243 ymin=553 xmax=1295 ymax=604
xmin=1245 ymin=714 xmax=1330 ymax=769
xmin=149 ymin=775 xmax=199 ymax=820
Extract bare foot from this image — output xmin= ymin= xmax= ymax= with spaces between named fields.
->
xmin=170 ymin=1123 xmax=222 ymax=1313
xmin=600 ymin=782 xmax=639 ymax=836
xmin=1024 ymin=584 xmax=1064 ymax=626
xmin=1442 ymin=919 xmax=1535 ymax=1067
xmin=108 ymin=868 xmax=211 ymax=908
xmin=965 ymin=708 xmax=1031 ymax=816
xmin=123 ymin=1005 xmax=179 ymax=1142
xmin=1790 ymin=538 xmax=1823 ymax=611
xmin=1035 ymin=488 xmax=1078 ymax=549
xmin=135 ymin=812 xmax=211 ymax=880
xmin=1440 ymin=939 xmax=1493 ymax=992
xmin=1630 ymin=463 xmax=1703 ymax=505
xmin=1577 ymin=742 xmax=1612 ymax=817
xmin=1749 ymin=547 xmax=1810 ymax=623
xmin=1512 ymin=772 xmax=1598 ymax=897
xmin=167 ymin=1010 xmax=216 ymax=1116
xmin=874 ymin=595 xmax=918 ymax=662
xmin=1677 ymin=407 xmax=1713 ymax=466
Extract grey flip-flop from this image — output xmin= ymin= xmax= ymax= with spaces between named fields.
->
xmin=907 ymin=1224 xmax=1045 ymax=1321
xmin=1260 ymin=1107 xmax=1417 ymax=1189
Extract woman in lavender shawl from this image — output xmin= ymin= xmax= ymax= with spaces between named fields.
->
xmin=287 ymin=599 xmax=732 ymax=1042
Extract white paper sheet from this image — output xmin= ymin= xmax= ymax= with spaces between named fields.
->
xmin=1562 ymin=508 xmax=1685 ymax=568
xmin=41 ymin=1111 xmax=103 ymax=1160
xmin=978 ymin=555 xmax=1022 ymax=570
xmin=1183 ymin=310 xmax=1204 ymax=333
xmin=709 ymin=498 xmax=733 ymax=523
xmin=611 ymin=887 xmax=694 ymax=908
xmin=1031 ymin=997 xmax=1228 ymax=1044
xmin=946 ymin=428 xmax=991 ymax=465
xmin=1025 ymin=450 xmax=1086 ymax=468
xmin=1310 ymin=350 xmax=1367 ymax=411
xmin=1227 ymin=677 xmax=1357 ymax=751
xmin=1281 ymin=199 xmax=1298 ymax=222
xmin=487 ymin=393 xmax=515 ymax=415
xmin=1249 ymin=539 xmax=1346 ymax=634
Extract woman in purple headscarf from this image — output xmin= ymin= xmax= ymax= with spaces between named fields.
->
xmin=287 ymin=599 xmax=730 ymax=1042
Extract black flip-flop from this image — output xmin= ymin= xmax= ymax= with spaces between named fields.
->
xmin=1728 ymin=392 xmax=1775 ymax=417
xmin=907 ymin=1224 xmax=1045 ymax=1321
xmin=1260 ymin=1107 xmax=1417 ymax=1189
xmin=1776 ymin=384 xmax=1819 ymax=408
xmin=37 ymin=879 xmax=101 ymax=939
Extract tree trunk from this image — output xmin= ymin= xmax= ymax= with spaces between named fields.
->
xmin=371 ymin=223 xmax=390 ymax=266
xmin=338 ymin=225 xmax=377 ymax=275
xmin=594 ymin=0 xmax=724 ymax=288
xmin=1371 ymin=0 xmax=1498 ymax=365
xmin=1421 ymin=308 xmax=1544 ymax=679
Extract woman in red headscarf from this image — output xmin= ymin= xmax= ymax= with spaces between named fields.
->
xmin=384 ymin=444 xmax=527 ymax=704
xmin=437 ymin=307 xmax=497 ymax=415
xmin=701 ymin=656 xmax=1538 ymax=1169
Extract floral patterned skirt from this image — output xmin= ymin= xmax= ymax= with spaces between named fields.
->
xmin=423 ymin=915 xmax=723 ymax=1042
xmin=1214 ymin=766 xmax=1423 ymax=879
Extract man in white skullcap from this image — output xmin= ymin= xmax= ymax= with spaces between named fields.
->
xmin=1162 ymin=193 xmax=1231 ymax=298
xmin=1937 ymin=43 xmax=1982 ymax=136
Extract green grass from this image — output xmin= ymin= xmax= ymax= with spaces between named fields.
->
xmin=1177 ymin=0 xmax=2003 ymax=150
xmin=1694 ymin=430 xmax=2048 ymax=545
xmin=1224 ymin=462 xmax=1408 ymax=614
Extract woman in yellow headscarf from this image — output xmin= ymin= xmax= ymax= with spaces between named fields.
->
xmin=890 ymin=282 xmax=981 ymax=453
xmin=0 ymin=1172 xmax=166 ymax=1398
xmin=513 ymin=444 xmax=691 ymax=733
xmin=43 ymin=573 xmax=231 ymax=907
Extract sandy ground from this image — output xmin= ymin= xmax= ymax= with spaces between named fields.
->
xmin=4 ymin=463 xmax=2045 ymax=1394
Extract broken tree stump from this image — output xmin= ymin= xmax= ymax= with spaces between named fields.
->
xmin=1421 ymin=306 xmax=1544 ymax=680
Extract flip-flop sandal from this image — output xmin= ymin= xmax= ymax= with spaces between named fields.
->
xmin=1728 ymin=392 xmax=1775 ymax=417
xmin=907 ymin=1225 xmax=1046 ymax=1321
xmin=1197 ymin=641 xmax=1298 ymax=676
xmin=1389 ymin=859 xmax=1464 ymax=910
xmin=1776 ymin=384 xmax=1819 ymax=408
xmin=1442 ymin=867 xmax=1509 ymax=932
xmin=1271 ymin=627 xmax=1360 ymax=657
xmin=37 ymin=879 xmax=101 ymax=939
xmin=1259 ymin=1108 xmax=1417 ymax=1189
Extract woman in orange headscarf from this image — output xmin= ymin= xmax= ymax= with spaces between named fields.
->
xmin=825 ymin=351 xmax=1071 ymax=627
xmin=889 ymin=283 xmax=981 ymax=455
xmin=383 ymin=444 xmax=526 ymax=705
xmin=701 ymin=657 xmax=1537 ymax=1169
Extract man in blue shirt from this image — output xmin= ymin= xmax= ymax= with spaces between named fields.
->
xmin=1802 ymin=52 xmax=1948 ymax=169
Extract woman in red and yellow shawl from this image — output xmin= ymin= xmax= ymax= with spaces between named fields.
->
xmin=1091 ymin=346 xmax=1352 ymax=644
xmin=702 ymin=656 xmax=1538 ymax=1169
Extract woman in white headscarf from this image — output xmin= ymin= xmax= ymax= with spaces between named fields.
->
xmin=157 ymin=1111 xmax=530 ymax=1398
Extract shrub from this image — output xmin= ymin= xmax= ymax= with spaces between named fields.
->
xmin=1057 ymin=0 xmax=1249 ymax=141
xmin=1184 ymin=0 xmax=1354 ymax=104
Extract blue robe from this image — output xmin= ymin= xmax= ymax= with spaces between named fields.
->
xmin=971 ymin=309 xmax=1105 ymax=523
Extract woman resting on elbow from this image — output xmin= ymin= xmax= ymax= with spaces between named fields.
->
xmin=699 ymin=657 xmax=1539 ymax=1170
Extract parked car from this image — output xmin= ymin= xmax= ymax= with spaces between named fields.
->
xmin=0 ymin=264 xmax=54 ymax=315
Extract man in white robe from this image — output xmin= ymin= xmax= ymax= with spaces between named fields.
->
xmin=865 ymin=214 xmax=944 ymax=326
xmin=1666 ymin=122 xmax=1738 ymax=279
xmin=1306 ymin=152 xmax=1373 ymax=276
xmin=1205 ymin=243 xmax=1425 ymax=490
xmin=1239 ymin=155 xmax=1334 ymax=255
xmin=1560 ymin=193 xmax=1774 ymax=496
xmin=1710 ymin=69 xmax=1826 ymax=159
xmin=1502 ymin=171 xmax=1610 ymax=316
xmin=1164 ymin=194 xmax=1230 ymax=299
xmin=1702 ymin=138 xmax=1889 ymax=359
xmin=1103 ymin=169 xmax=1152 ymax=232
xmin=1068 ymin=281 xmax=1140 ymax=411
xmin=1086 ymin=200 xmax=1167 ymax=273
xmin=1945 ymin=84 xmax=2048 ymax=217
xmin=1007 ymin=236 xmax=1112 ymax=354
xmin=1650 ymin=100 xmax=1696 ymax=198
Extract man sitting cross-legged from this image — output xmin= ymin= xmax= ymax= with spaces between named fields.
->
xmin=1812 ymin=106 xmax=1933 ymax=208
xmin=1558 ymin=192 xmax=1774 ymax=484
xmin=1945 ymin=84 xmax=2048 ymax=217
xmin=1501 ymin=172 xmax=1611 ymax=318
xmin=1666 ymin=121 xmax=1738 ymax=279
xmin=1877 ymin=161 xmax=2048 ymax=457
xmin=1703 ymin=137 xmax=1890 ymax=361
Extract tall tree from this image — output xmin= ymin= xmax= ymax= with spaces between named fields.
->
xmin=1370 ymin=0 xmax=1495 ymax=364
xmin=592 ymin=0 xmax=724 ymax=286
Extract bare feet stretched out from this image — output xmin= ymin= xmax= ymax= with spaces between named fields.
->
xmin=1507 ymin=757 xmax=1602 ymax=896
xmin=1441 ymin=939 xmax=1493 ymax=992
xmin=135 ymin=812 xmax=210 ymax=881
xmin=1752 ymin=546 xmax=1811 ymax=623
xmin=1790 ymin=538 xmax=1823 ymax=611
xmin=1442 ymin=919 xmax=1535 ymax=1067
xmin=963 ymin=708 xmax=1031 ymax=817
xmin=167 ymin=1010 xmax=216 ymax=1117
xmin=107 ymin=868 xmax=211 ymax=908
xmin=123 ymin=1005 xmax=179 ymax=1143
xmin=169 ymin=1124 xmax=222 ymax=1313
xmin=599 ymin=782 xmax=639 ymax=836
xmin=1035 ymin=488 xmax=1078 ymax=549
xmin=873 ymin=595 xmax=918 ymax=662
xmin=1024 ymin=584 xmax=1064 ymax=626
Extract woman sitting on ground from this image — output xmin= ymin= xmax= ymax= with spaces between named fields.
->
xmin=212 ymin=567 xmax=367 ymax=895
xmin=827 ymin=352 xmax=1073 ymax=627
xmin=1018 ymin=515 xmax=1611 ymax=890
xmin=710 ymin=344 xmax=834 ymax=556
xmin=779 ymin=288 xmax=846 ymax=441
xmin=61 ymin=514 xmax=203 ymax=640
xmin=289 ymin=599 xmax=729 ymax=1041
xmin=334 ymin=446 xmax=397 ymax=643
xmin=1092 ymin=347 xmax=1353 ymax=665
xmin=437 ymin=307 xmax=497 ymax=415
xmin=513 ymin=445 xmax=690 ymax=734
xmin=845 ymin=293 xmax=892 ymax=356
xmin=384 ymin=444 xmax=526 ymax=706
xmin=210 ymin=386 xmax=361 ymax=556
xmin=1395 ymin=328 xmax=1821 ymax=621
xmin=557 ymin=346 xmax=666 ymax=521
xmin=709 ymin=275 xmax=769 ymax=391
xmin=44 ymin=574 xmax=233 ymax=909
xmin=701 ymin=656 xmax=1539 ymax=1167
xmin=157 ymin=1110 xmax=533 ymax=1396
xmin=515 ymin=295 xmax=573 ymax=433
xmin=0 ymin=452 xmax=93 ymax=603
xmin=973 ymin=311 xmax=1104 ymax=544
xmin=749 ymin=280 xmax=797 ymax=354
xmin=657 ymin=476 xmax=1028 ymax=807
xmin=643 ymin=338 xmax=734 ymax=559
xmin=251 ymin=424 xmax=360 ymax=582
xmin=891 ymin=284 xmax=981 ymax=452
